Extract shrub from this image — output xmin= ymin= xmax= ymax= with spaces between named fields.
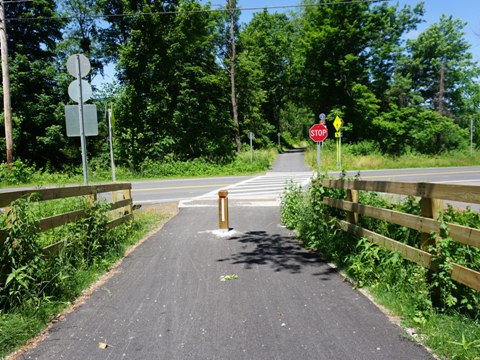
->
xmin=346 ymin=140 xmax=381 ymax=156
xmin=0 ymin=160 xmax=36 ymax=185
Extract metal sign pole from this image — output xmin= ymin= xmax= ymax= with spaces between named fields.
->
xmin=108 ymin=107 xmax=116 ymax=182
xmin=249 ymin=133 xmax=253 ymax=162
xmin=317 ymin=141 xmax=320 ymax=174
xmin=76 ymin=54 xmax=88 ymax=185
xmin=339 ymin=135 xmax=342 ymax=169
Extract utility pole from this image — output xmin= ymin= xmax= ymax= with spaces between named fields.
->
xmin=227 ymin=0 xmax=241 ymax=152
xmin=438 ymin=61 xmax=446 ymax=116
xmin=0 ymin=0 xmax=12 ymax=167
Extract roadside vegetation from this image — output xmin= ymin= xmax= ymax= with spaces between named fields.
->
xmin=0 ymin=196 xmax=176 ymax=357
xmin=281 ymin=177 xmax=480 ymax=360
xmin=306 ymin=140 xmax=480 ymax=171
xmin=0 ymin=148 xmax=277 ymax=187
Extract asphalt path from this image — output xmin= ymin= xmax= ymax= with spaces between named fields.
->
xmin=20 ymin=206 xmax=433 ymax=360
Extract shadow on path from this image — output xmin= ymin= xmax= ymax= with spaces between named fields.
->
xmin=217 ymin=230 xmax=337 ymax=279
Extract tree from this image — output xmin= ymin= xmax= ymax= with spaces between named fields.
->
xmin=238 ymin=10 xmax=294 ymax=144
xmin=108 ymin=0 xmax=233 ymax=168
xmin=57 ymin=0 xmax=105 ymax=81
xmin=294 ymin=0 xmax=425 ymax=141
xmin=406 ymin=15 xmax=479 ymax=116
xmin=227 ymin=0 xmax=241 ymax=152
xmin=1 ymin=0 xmax=68 ymax=168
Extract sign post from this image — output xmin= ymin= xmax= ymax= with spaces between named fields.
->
xmin=108 ymin=106 xmax=116 ymax=182
xmin=309 ymin=123 xmax=328 ymax=173
xmin=333 ymin=116 xmax=343 ymax=169
xmin=66 ymin=54 xmax=93 ymax=185
xmin=248 ymin=132 xmax=254 ymax=162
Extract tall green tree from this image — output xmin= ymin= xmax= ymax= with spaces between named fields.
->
xmin=1 ymin=0 xmax=67 ymax=168
xmin=237 ymin=10 xmax=294 ymax=144
xmin=406 ymin=15 xmax=479 ymax=116
xmin=294 ymin=0 xmax=424 ymax=141
xmin=57 ymin=0 xmax=105 ymax=81
xmin=105 ymin=0 xmax=233 ymax=168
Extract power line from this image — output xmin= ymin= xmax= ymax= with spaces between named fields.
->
xmin=3 ymin=0 xmax=34 ymax=3
xmin=5 ymin=0 xmax=393 ymax=22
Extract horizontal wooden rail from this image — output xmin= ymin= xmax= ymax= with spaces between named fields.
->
xmin=324 ymin=197 xmax=480 ymax=249
xmin=322 ymin=178 xmax=480 ymax=293
xmin=451 ymin=264 xmax=480 ymax=292
xmin=0 ymin=183 xmax=134 ymax=258
xmin=322 ymin=179 xmax=480 ymax=205
xmin=0 ymin=183 xmax=132 ymax=208
xmin=339 ymin=220 xmax=435 ymax=269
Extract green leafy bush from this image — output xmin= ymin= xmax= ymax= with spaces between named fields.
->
xmin=0 ymin=160 xmax=36 ymax=185
xmin=346 ymin=140 xmax=381 ymax=156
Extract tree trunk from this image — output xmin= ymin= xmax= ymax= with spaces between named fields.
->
xmin=228 ymin=0 xmax=241 ymax=152
xmin=438 ymin=61 xmax=446 ymax=116
xmin=0 ymin=1 xmax=13 ymax=167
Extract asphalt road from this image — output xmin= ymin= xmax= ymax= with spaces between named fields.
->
xmin=129 ymin=165 xmax=480 ymax=205
xmin=329 ymin=166 xmax=480 ymax=185
xmin=19 ymin=206 xmax=433 ymax=360
xmin=131 ymin=175 xmax=254 ymax=204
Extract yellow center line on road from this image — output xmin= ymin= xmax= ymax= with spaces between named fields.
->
xmin=360 ymin=170 xmax=480 ymax=179
xmin=132 ymin=183 xmax=233 ymax=192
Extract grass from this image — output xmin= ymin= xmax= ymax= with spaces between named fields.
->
xmin=305 ymin=141 xmax=480 ymax=171
xmin=370 ymin=284 xmax=480 ymax=360
xmin=0 ymin=205 xmax=177 ymax=358
xmin=0 ymin=149 xmax=277 ymax=188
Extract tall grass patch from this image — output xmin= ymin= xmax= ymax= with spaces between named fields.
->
xmin=0 ymin=149 xmax=276 ymax=187
xmin=305 ymin=141 xmax=480 ymax=171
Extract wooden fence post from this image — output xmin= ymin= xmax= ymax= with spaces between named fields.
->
xmin=420 ymin=197 xmax=443 ymax=250
xmin=420 ymin=196 xmax=443 ymax=308
xmin=346 ymin=189 xmax=359 ymax=225
xmin=123 ymin=188 xmax=133 ymax=215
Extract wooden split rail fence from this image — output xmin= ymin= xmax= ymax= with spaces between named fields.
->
xmin=0 ymin=183 xmax=133 ymax=258
xmin=322 ymin=179 xmax=480 ymax=292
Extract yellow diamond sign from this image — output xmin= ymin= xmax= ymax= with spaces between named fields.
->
xmin=333 ymin=116 xmax=342 ymax=131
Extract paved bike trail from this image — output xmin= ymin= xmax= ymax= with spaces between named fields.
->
xmin=20 ymin=205 xmax=432 ymax=359
xmin=19 ymin=150 xmax=432 ymax=359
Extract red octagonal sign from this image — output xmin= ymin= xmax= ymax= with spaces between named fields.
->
xmin=309 ymin=124 xmax=328 ymax=142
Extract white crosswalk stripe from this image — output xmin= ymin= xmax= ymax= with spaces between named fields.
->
xmin=180 ymin=171 xmax=313 ymax=207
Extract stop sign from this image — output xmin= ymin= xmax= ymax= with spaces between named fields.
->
xmin=309 ymin=124 xmax=328 ymax=142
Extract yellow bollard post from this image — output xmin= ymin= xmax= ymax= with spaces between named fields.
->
xmin=218 ymin=190 xmax=229 ymax=230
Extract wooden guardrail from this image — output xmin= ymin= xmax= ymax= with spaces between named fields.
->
xmin=322 ymin=179 xmax=480 ymax=292
xmin=0 ymin=183 xmax=133 ymax=257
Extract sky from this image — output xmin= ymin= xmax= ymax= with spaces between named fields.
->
xmin=234 ymin=0 xmax=480 ymax=62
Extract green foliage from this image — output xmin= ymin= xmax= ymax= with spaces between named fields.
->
xmin=280 ymin=182 xmax=304 ymax=229
xmin=373 ymin=106 xmax=468 ymax=155
xmin=0 ymin=194 xmax=45 ymax=310
xmin=0 ymin=160 xmax=36 ymax=185
xmin=429 ymin=207 xmax=480 ymax=317
xmin=4 ymin=0 xmax=480 ymax=168
xmin=406 ymin=15 xmax=479 ymax=115
xmin=0 ymin=194 xmax=118 ymax=311
xmin=346 ymin=140 xmax=381 ymax=156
